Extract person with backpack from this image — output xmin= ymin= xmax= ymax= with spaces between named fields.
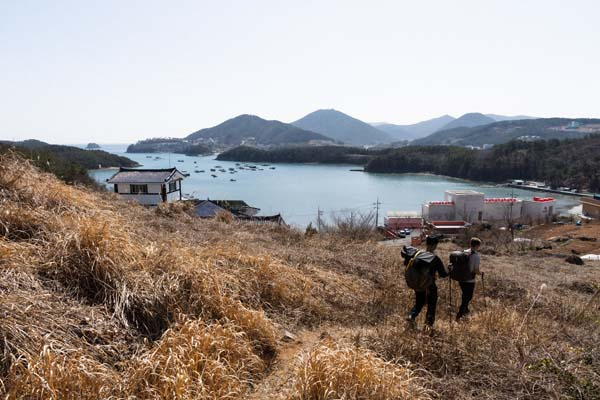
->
xmin=455 ymin=237 xmax=482 ymax=321
xmin=404 ymin=235 xmax=449 ymax=327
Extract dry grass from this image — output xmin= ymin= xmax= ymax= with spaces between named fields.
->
xmin=0 ymin=152 xmax=599 ymax=399
xmin=288 ymin=338 xmax=432 ymax=400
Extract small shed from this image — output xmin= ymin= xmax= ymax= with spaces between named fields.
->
xmin=581 ymin=197 xmax=600 ymax=218
xmin=106 ymin=167 xmax=185 ymax=206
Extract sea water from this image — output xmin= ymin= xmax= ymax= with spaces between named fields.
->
xmin=84 ymin=144 xmax=580 ymax=228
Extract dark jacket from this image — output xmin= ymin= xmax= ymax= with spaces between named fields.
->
xmin=426 ymin=253 xmax=449 ymax=281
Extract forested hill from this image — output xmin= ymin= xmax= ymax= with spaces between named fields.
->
xmin=0 ymin=141 xmax=137 ymax=185
xmin=412 ymin=118 xmax=600 ymax=146
xmin=366 ymin=135 xmax=600 ymax=191
xmin=218 ymin=135 xmax=600 ymax=191
xmin=187 ymin=114 xmax=331 ymax=146
xmin=216 ymin=145 xmax=376 ymax=164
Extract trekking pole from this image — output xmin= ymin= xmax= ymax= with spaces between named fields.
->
xmin=448 ymin=276 xmax=452 ymax=320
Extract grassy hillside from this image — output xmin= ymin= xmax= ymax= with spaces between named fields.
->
xmin=187 ymin=114 xmax=331 ymax=146
xmin=0 ymin=153 xmax=598 ymax=399
xmin=412 ymin=118 xmax=600 ymax=146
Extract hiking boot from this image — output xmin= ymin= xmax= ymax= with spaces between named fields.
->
xmin=425 ymin=315 xmax=435 ymax=327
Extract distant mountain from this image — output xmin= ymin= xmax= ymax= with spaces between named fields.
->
xmin=411 ymin=118 xmax=600 ymax=146
xmin=486 ymin=114 xmax=536 ymax=122
xmin=292 ymin=109 xmax=392 ymax=146
xmin=374 ymin=115 xmax=455 ymax=141
xmin=186 ymin=114 xmax=332 ymax=146
xmin=438 ymin=113 xmax=495 ymax=131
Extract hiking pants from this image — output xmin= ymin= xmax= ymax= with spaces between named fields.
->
xmin=409 ymin=283 xmax=438 ymax=326
xmin=457 ymin=281 xmax=475 ymax=320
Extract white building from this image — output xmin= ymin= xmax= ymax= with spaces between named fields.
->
xmin=483 ymin=198 xmax=522 ymax=222
xmin=107 ymin=167 xmax=185 ymax=206
xmin=422 ymin=190 xmax=556 ymax=225
xmin=422 ymin=201 xmax=456 ymax=221
xmin=445 ymin=190 xmax=485 ymax=223
xmin=521 ymin=197 xmax=556 ymax=223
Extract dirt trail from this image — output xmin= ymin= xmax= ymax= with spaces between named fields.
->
xmin=246 ymin=329 xmax=321 ymax=399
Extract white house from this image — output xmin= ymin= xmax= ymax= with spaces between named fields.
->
xmin=107 ymin=167 xmax=185 ymax=206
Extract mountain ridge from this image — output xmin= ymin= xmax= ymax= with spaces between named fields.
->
xmin=411 ymin=118 xmax=600 ymax=146
xmin=292 ymin=109 xmax=392 ymax=145
xmin=187 ymin=114 xmax=332 ymax=146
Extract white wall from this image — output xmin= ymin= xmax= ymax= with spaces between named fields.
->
xmin=521 ymin=200 xmax=556 ymax=222
xmin=425 ymin=204 xmax=456 ymax=221
xmin=119 ymin=194 xmax=162 ymax=206
xmin=483 ymin=201 xmax=522 ymax=222
xmin=446 ymin=192 xmax=485 ymax=223
xmin=167 ymin=190 xmax=180 ymax=201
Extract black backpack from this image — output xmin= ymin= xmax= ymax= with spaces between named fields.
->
xmin=449 ymin=251 xmax=474 ymax=282
xmin=401 ymin=246 xmax=435 ymax=291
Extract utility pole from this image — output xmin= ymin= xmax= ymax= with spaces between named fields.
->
xmin=317 ymin=207 xmax=323 ymax=232
xmin=374 ymin=197 xmax=381 ymax=228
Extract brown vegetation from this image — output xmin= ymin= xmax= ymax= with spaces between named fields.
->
xmin=0 ymin=153 xmax=599 ymax=399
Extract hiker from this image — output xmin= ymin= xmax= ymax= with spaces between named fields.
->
xmin=405 ymin=235 xmax=449 ymax=327
xmin=456 ymin=237 xmax=482 ymax=321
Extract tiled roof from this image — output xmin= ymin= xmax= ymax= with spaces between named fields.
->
xmin=194 ymin=200 xmax=230 ymax=218
xmin=107 ymin=168 xmax=182 ymax=184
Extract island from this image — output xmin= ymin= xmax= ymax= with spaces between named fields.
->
xmin=126 ymin=138 xmax=213 ymax=156
xmin=86 ymin=142 xmax=101 ymax=149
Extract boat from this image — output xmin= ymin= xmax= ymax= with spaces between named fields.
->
xmin=219 ymin=169 xmax=226 ymax=173
xmin=210 ymin=169 xmax=216 ymax=172
xmin=269 ymin=167 xmax=276 ymax=170
xmin=146 ymin=156 xmax=153 ymax=158
xmin=211 ymin=174 xmax=217 ymax=178
xmin=230 ymin=179 xmax=236 ymax=182
xmin=182 ymin=173 xmax=190 ymax=177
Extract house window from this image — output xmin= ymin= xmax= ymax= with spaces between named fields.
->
xmin=130 ymin=184 xmax=148 ymax=194
xmin=169 ymin=181 xmax=177 ymax=192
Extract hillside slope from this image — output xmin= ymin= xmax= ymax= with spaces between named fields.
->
xmin=438 ymin=112 xmax=495 ymax=131
xmin=412 ymin=118 xmax=600 ymax=146
xmin=187 ymin=114 xmax=331 ymax=146
xmin=375 ymin=115 xmax=456 ymax=140
xmin=0 ymin=154 xmax=598 ymax=399
xmin=292 ymin=109 xmax=392 ymax=145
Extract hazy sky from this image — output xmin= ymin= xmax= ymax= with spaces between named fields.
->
xmin=2 ymin=0 xmax=599 ymax=144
